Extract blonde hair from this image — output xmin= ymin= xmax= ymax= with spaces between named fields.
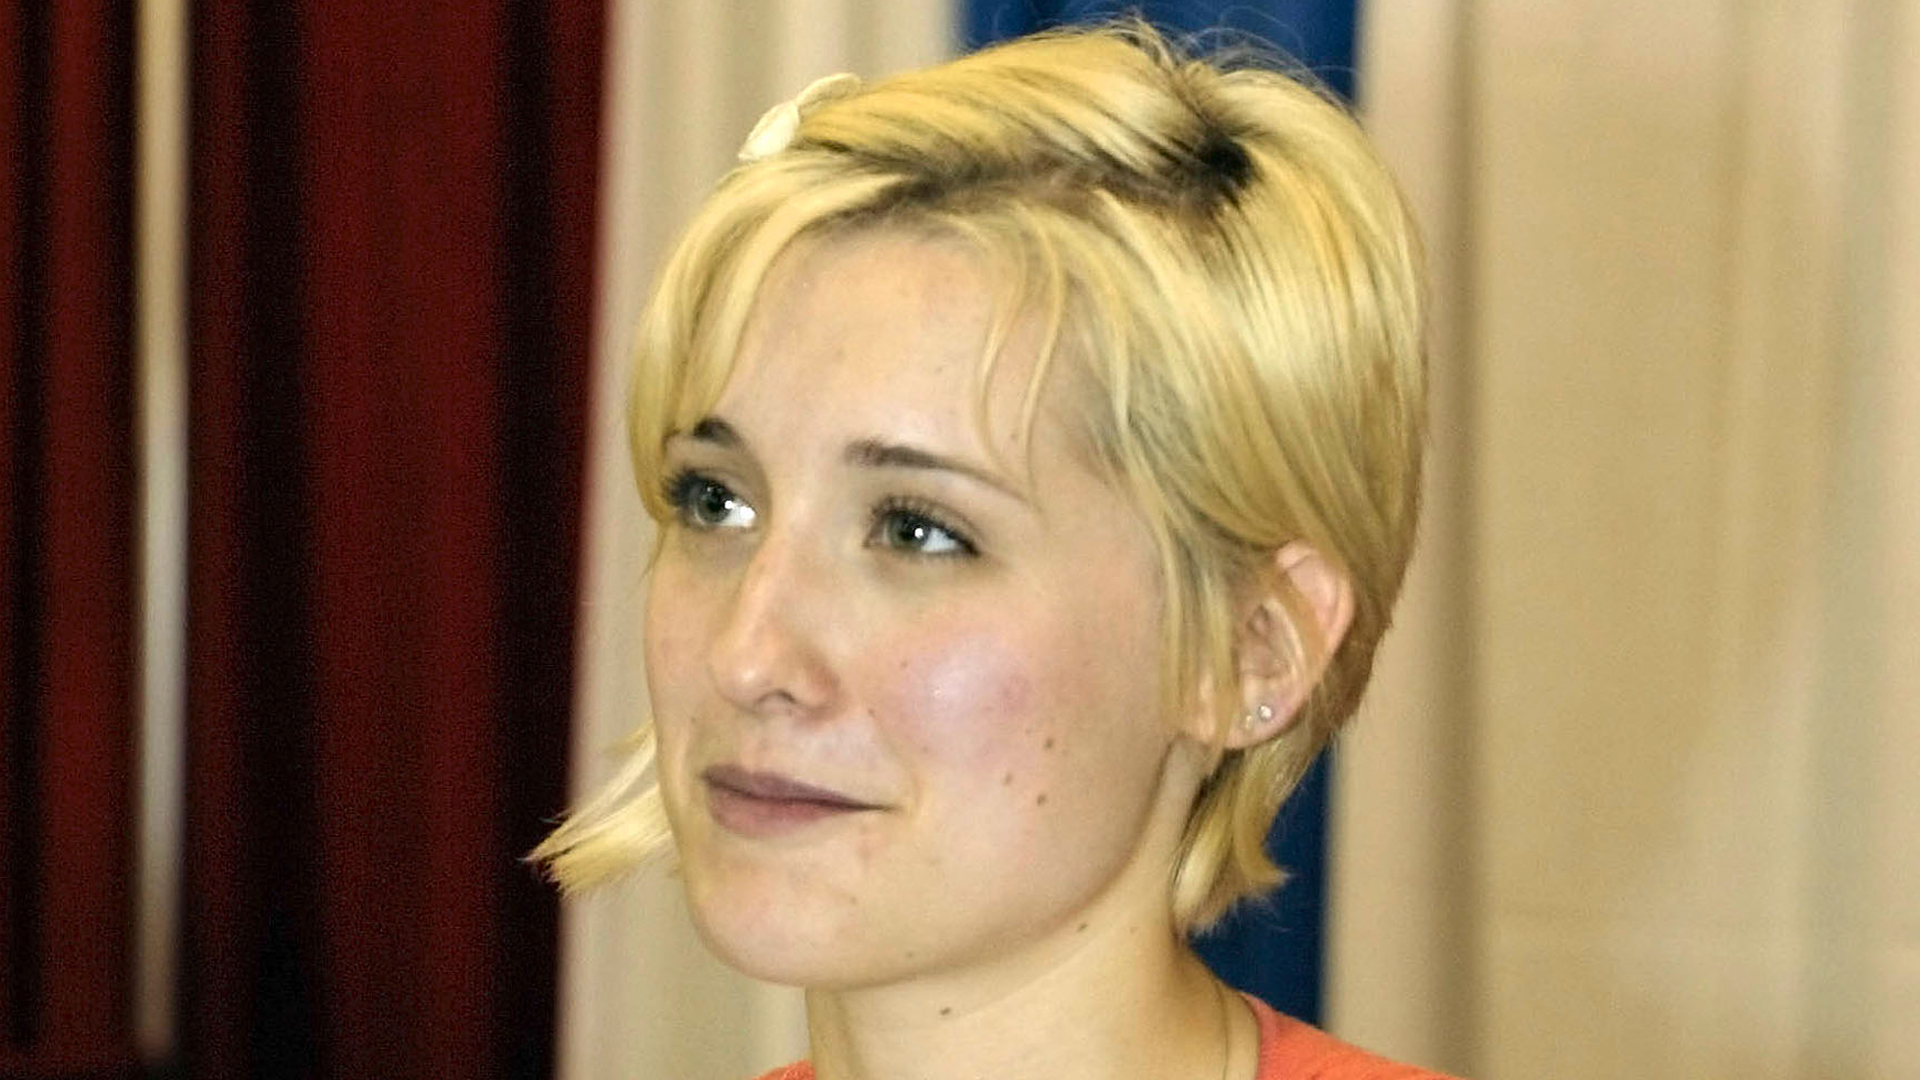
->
xmin=536 ymin=20 xmax=1426 ymax=934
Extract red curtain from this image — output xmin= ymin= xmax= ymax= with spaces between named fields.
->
xmin=0 ymin=0 xmax=139 ymax=1076
xmin=186 ymin=0 xmax=602 ymax=1077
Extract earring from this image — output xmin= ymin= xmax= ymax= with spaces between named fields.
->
xmin=1241 ymin=702 xmax=1275 ymax=730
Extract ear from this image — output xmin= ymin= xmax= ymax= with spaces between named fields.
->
xmin=1219 ymin=541 xmax=1355 ymax=750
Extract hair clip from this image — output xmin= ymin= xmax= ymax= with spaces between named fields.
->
xmin=737 ymin=72 xmax=863 ymax=163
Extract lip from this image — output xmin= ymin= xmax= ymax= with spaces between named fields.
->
xmin=701 ymin=764 xmax=881 ymax=838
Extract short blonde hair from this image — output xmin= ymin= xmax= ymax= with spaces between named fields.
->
xmin=536 ymin=20 xmax=1426 ymax=933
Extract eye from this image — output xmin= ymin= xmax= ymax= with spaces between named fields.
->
xmin=870 ymin=499 xmax=976 ymax=557
xmin=664 ymin=469 xmax=756 ymax=530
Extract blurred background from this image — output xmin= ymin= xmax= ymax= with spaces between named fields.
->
xmin=3 ymin=1 xmax=1915 ymax=1078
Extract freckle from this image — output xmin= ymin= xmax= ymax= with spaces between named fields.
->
xmin=1035 ymin=792 xmax=1048 ymax=806
xmin=939 ymin=1006 xmax=953 ymax=1017
xmin=1044 ymin=737 xmax=1055 ymax=750
xmin=1002 ymin=772 xmax=1013 ymax=786
xmin=1077 ymin=922 xmax=1089 ymax=933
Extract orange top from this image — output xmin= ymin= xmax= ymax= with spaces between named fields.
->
xmin=1242 ymin=994 xmax=1457 ymax=1079
xmin=752 ymin=994 xmax=1458 ymax=1079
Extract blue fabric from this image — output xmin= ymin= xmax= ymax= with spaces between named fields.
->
xmin=963 ymin=1 xmax=1356 ymax=100
xmin=961 ymin=0 xmax=1360 ymax=1025
xmin=1191 ymin=753 xmax=1332 ymax=1023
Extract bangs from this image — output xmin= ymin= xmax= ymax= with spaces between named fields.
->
xmin=625 ymin=162 xmax=911 ymax=523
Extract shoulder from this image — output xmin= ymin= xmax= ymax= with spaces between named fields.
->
xmin=1247 ymin=994 xmax=1463 ymax=1080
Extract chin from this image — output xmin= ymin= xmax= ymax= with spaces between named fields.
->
xmin=680 ymin=866 xmax=944 ymax=991
xmin=685 ymin=888 xmax=862 ymax=989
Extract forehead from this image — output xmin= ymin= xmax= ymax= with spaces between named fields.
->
xmin=735 ymin=229 xmax=995 ymax=382
xmin=713 ymin=227 xmax=1050 ymax=461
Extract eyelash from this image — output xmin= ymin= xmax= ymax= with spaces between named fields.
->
xmin=660 ymin=470 xmax=754 ymax=539
xmin=868 ymin=496 xmax=978 ymax=558
xmin=660 ymin=468 xmax=979 ymax=558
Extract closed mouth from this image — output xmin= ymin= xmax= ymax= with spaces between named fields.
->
xmin=701 ymin=763 xmax=879 ymax=809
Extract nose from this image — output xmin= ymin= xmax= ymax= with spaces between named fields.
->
xmin=705 ymin=528 xmax=839 ymax=717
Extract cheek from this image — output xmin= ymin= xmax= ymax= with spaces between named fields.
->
xmin=643 ymin=600 xmax=695 ymax=696
xmin=643 ymin=560 xmax=714 ymax=766
xmin=874 ymin=610 xmax=1170 ymax=907
xmin=877 ymin=623 xmax=1111 ymax=819
xmin=643 ymin=592 xmax=689 ymax=713
xmin=644 ymin=548 xmax=725 ymax=695
xmin=879 ymin=594 xmax=1167 ymax=812
xmin=885 ymin=635 xmax=1037 ymax=763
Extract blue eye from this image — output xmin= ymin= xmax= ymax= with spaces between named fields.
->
xmin=870 ymin=500 xmax=976 ymax=557
xmin=665 ymin=470 xmax=756 ymax=530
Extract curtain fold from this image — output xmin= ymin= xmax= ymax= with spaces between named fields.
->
xmin=184 ymin=1 xmax=603 ymax=1076
xmin=1 ymin=1 xmax=139 ymax=1075
xmin=1328 ymin=0 xmax=1480 ymax=1070
xmin=1336 ymin=2 xmax=1920 ymax=1076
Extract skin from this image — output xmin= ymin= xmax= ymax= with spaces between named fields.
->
xmin=645 ymin=228 xmax=1345 ymax=1080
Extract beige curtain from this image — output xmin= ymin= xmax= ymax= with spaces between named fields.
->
xmin=560 ymin=4 xmax=954 ymax=1078
xmin=1333 ymin=2 xmax=1920 ymax=1078
xmin=135 ymin=0 xmax=192 ymax=1064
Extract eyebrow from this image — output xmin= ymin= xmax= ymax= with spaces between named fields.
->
xmin=685 ymin=416 xmax=744 ymax=448
xmin=844 ymin=437 xmax=1025 ymax=501
xmin=676 ymin=416 xmax=1024 ymax=501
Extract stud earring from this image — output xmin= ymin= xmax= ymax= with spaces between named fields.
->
xmin=1241 ymin=702 xmax=1275 ymax=729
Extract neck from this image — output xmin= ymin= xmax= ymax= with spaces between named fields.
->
xmin=804 ymin=926 xmax=1237 ymax=1080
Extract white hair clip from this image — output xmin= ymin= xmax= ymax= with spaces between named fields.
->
xmin=737 ymin=72 xmax=863 ymax=163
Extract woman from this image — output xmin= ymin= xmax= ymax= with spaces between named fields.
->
xmin=538 ymin=21 xmax=1450 ymax=1080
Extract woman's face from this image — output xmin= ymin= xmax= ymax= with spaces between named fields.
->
xmin=648 ymin=228 xmax=1192 ymax=991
